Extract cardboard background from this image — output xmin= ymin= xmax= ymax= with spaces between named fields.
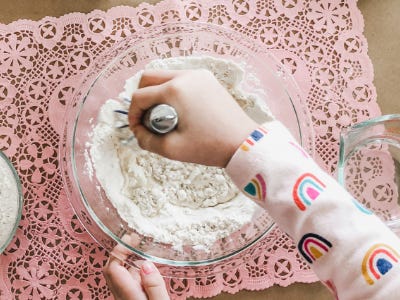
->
xmin=0 ymin=1 xmax=398 ymax=299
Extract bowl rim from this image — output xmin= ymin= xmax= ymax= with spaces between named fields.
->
xmin=63 ymin=21 xmax=314 ymax=267
xmin=338 ymin=114 xmax=400 ymax=185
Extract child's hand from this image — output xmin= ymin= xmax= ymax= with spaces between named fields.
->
xmin=103 ymin=257 xmax=170 ymax=300
xmin=103 ymin=234 xmax=170 ymax=300
xmin=128 ymin=69 xmax=258 ymax=167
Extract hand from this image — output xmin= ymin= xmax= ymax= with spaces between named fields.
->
xmin=103 ymin=234 xmax=170 ymax=300
xmin=128 ymin=69 xmax=258 ymax=167
xmin=103 ymin=257 xmax=170 ymax=300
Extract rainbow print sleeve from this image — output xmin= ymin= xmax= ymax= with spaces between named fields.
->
xmin=226 ymin=120 xmax=400 ymax=300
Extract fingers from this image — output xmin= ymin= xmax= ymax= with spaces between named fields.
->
xmin=128 ymin=266 xmax=143 ymax=286
xmin=103 ymin=256 xmax=147 ymax=300
xmin=132 ymin=124 xmax=167 ymax=155
xmin=128 ymin=84 xmax=165 ymax=128
xmin=138 ymin=69 xmax=186 ymax=88
xmin=140 ymin=261 xmax=170 ymax=300
xmin=129 ymin=70 xmax=186 ymax=128
xmin=129 ymin=86 xmax=173 ymax=154
xmin=110 ymin=234 xmax=138 ymax=261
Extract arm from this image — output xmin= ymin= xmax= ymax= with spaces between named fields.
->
xmin=123 ymin=69 xmax=400 ymax=300
xmin=226 ymin=120 xmax=400 ymax=299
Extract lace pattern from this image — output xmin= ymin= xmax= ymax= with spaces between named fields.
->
xmin=0 ymin=0 xmax=385 ymax=298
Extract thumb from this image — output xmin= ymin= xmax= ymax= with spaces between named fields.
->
xmin=140 ymin=261 xmax=170 ymax=300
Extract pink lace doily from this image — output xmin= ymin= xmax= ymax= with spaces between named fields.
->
xmin=0 ymin=0 xmax=386 ymax=299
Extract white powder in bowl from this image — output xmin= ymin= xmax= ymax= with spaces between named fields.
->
xmin=0 ymin=153 xmax=20 ymax=252
xmin=88 ymin=56 xmax=273 ymax=250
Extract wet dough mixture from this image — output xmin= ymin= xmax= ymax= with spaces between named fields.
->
xmin=88 ymin=56 xmax=273 ymax=250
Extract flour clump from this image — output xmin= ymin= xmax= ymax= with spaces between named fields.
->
xmin=89 ymin=56 xmax=274 ymax=250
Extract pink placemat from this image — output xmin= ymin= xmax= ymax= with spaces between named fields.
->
xmin=0 ymin=0 xmax=387 ymax=299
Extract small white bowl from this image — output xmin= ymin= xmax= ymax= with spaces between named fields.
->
xmin=0 ymin=151 xmax=23 ymax=253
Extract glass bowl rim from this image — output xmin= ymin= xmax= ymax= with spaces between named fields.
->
xmin=338 ymin=114 xmax=400 ymax=185
xmin=67 ymin=22 xmax=313 ymax=266
xmin=341 ymin=114 xmax=400 ymax=133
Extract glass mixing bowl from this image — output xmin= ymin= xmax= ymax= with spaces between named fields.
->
xmin=0 ymin=151 xmax=23 ymax=254
xmin=60 ymin=23 xmax=314 ymax=277
xmin=338 ymin=114 xmax=400 ymax=235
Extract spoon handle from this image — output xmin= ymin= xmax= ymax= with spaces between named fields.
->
xmin=142 ymin=104 xmax=178 ymax=134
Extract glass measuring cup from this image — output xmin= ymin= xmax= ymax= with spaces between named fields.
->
xmin=338 ymin=114 xmax=400 ymax=235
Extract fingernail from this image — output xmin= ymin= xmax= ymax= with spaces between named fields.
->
xmin=142 ymin=261 xmax=155 ymax=275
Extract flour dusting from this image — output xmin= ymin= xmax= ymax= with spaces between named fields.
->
xmin=88 ymin=56 xmax=274 ymax=250
xmin=0 ymin=154 xmax=20 ymax=251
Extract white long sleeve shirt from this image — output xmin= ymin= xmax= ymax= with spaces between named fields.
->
xmin=225 ymin=120 xmax=400 ymax=300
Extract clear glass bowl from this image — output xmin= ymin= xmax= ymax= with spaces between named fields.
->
xmin=0 ymin=151 xmax=23 ymax=253
xmin=60 ymin=23 xmax=314 ymax=277
xmin=338 ymin=114 xmax=400 ymax=235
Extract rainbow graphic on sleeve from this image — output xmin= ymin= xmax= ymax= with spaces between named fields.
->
xmin=292 ymin=173 xmax=326 ymax=211
xmin=362 ymin=243 xmax=400 ymax=285
xmin=243 ymin=173 xmax=267 ymax=202
xmin=240 ymin=127 xmax=268 ymax=151
xmin=298 ymin=233 xmax=332 ymax=264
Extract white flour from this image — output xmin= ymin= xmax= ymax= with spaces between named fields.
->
xmin=88 ymin=56 xmax=274 ymax=250
xmin=0 ymin=154 xmax=20 ymax=251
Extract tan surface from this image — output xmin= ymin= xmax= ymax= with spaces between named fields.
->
xmin=0 ymin=0 xmax=399 ymax=299
xmin=358 ymin=0 xmax=400 ymax=115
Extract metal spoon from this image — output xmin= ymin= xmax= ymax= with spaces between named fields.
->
xmin=114 ymin=104 xmax=178 ymax=134
xmin=142 ymin=104 xmax=178 ymax=134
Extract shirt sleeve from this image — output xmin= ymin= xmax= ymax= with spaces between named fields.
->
xmin=225 ymin=120 xmax=400 ymax=300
